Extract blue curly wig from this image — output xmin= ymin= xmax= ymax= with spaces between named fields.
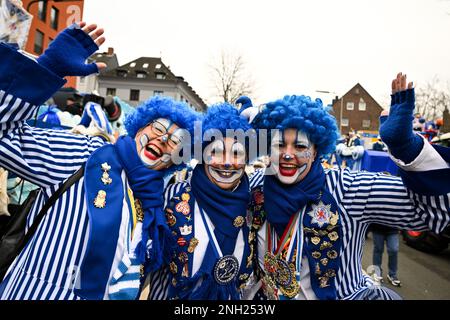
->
xmin=202 ymin=103 xmax=252 ymax=137
xmin=124 ymin=95 xmax=199 ymax=138
xmin=124 ymin=96 xmax=200 ymax=174
xmin=252 ymin=95 xmax=339 ymax=157
xmin=200 ymin=103 xmax=256 ymax=161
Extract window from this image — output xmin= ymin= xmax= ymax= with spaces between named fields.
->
xmin=355 ymin=88 xmax=360 ymax=94
xmin=136 ymin=71 xmax=147 ymax=79
xmin=50 ymin=7 xmax=59 ymax=30
xmin=358 ymin=98 xmax=366 ymax=111
xmin=106 ymin=88 xmax=116 ymax=96
xmin=346 ymin=102 xmax=354 ymax=110
xmin=153 ymin=90 xmax=164 ymax=96
xmin=362 ymin=120 xmax=371 ymax=128
xmin=130 ymin=89 xmax=140 ymax=101
xmin=143 ymin=63 xmax=149 ymax=68
xmin=116 ymin=70 xmax=128 ymax=77
xmin=34 ymin=29 xmax=44 ymax=54
xmin=155 ymin=72 xmax=166 ymax=80
xmin=130 ymin=62 xmax=136 ymax=68
xmin=37 ymin=1 xmax=47 ymax=22
xmin=155 ymin=63 xmax=162 ymax=69
xmin=341 ymin=118 xmax=349 ymax=127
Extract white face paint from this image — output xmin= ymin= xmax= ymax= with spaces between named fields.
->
xmin=204 ymin=138 xmax=246 ymax=189
xmin=270 ymin=129 xmax=316 ymax=185
xmin=135 ymin=118 xmax=185 ymax=169
xmin=138 ymin=133 xmax=171 ymax=168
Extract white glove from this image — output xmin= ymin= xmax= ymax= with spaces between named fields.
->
xmin=240 ymin=105 xmax=262 ymax=124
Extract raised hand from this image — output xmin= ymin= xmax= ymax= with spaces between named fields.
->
xmin=392 ymin=72 xmax=413 ymax=94
xmin=36 ymin=22 xmax=106 ymax=78
xmin=379 ymin=72 xmax=423 ymax=163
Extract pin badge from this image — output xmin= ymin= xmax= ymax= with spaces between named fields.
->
xmin=169 ymin=262 xmax=178 ymax=274
xmin=330 ymin=212 xmax=339 ymax=226
xmin=187 ymin=237 xmax=199 ymax=253
xmin=307 ymin=201 xmax=332 ymax=227
xmin=175 ymin=200 xmax=190 ymax=215
xmin=94 ymin=190 xmax=107 ymax=208
xmin=134 ymin=199 xmax=144 ymax=222
xmin=311 ymin=236 xmax=321 ymax=245
xmin=101 ymin=162 xmax=112 ymax=185
xmin=328 ymin=231 xmax=339 ymax=242
xmin=320 ymin=258 xmax=329 ymax=266
xmin=233 ymin=216 xmax=245 ymax=228
xmin=179 ymin=224 xmax=192 ymax=236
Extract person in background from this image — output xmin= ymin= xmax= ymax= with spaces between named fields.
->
xmin=371 ymin=223 xmax=402 ymax=287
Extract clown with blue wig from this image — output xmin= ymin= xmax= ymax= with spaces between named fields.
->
xmin=240 ymin=73 xmax=450 ymax=300
xmin=148 ymin=103 xmax=257 ymax=300
xmin=0 ymin=23 xmax=200 ymax=300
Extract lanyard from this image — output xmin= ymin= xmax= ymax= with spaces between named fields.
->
xmin=197 ymin=202 xmax=244 ymax=265
xmin=266 ymin=210 xmax=301 ymax=260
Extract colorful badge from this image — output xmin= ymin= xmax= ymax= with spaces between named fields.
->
xmin=307 ymin=201 xmax=332 ymax=227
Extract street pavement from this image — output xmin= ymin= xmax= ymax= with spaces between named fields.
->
xmin=362 ymin=233 xmax=450 ymax=299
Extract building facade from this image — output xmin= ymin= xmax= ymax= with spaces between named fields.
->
xmin=96 ymin=56 xmax=206 ymax=111
xmin=22 ymin=0 xmax=84 ymax=88
xmin=331 ymin=83 xmax=383 ymax=134
xmin=76 ymin=47 xmax=119 ymax=94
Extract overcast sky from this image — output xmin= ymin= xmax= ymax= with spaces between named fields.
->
xmin=83 ymin=0 xmax=450 ymax=107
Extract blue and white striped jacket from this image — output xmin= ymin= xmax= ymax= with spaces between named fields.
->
xmin=0 ymin=47 xmax=140 ymax=300
xmin=248 ymin=143 xmax=450 ymax=299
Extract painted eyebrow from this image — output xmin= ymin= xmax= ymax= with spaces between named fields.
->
xmin=296 ymin=133 xmax=310 ymax=147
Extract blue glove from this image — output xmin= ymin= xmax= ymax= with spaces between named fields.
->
xmin=37 ymin=24 xmax=99 ymax=78
xmin=379 ymin=88 xmax=423 ymax=163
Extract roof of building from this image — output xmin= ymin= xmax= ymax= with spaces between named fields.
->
xmin=337 ymin=83 xmax=383 ymax=111
xmin=98 ymin=56 xmax=206 ymax=109
xmin=88 ymin=49 xmax=119 ymax=74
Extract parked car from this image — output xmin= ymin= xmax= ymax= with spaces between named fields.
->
xmin=402 ymin=226 xmax=450 ymax=253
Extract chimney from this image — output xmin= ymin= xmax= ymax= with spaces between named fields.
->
xmin=107 ymin=47 xmax=114 ymax=56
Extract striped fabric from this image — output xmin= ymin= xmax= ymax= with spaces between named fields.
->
xmin=80 ymin=102 xmax=113 ymax=135
xmin=249 ymin=166 xmax=450 ymax=300
xmin=148 ymin=181 xmax=188 ymax=300
xmin=0 ymin=91 xmax=134 ymax=300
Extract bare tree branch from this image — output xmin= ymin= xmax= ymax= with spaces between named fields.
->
xmin=208 ymin=51 xmax=256 ymax=105
xmin=415 ymin=77 xmax=450 ymax=120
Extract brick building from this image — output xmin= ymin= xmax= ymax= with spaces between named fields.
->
xmin=332 ymin=83 xmax=383 ymax=134
xmin=22 ymin=0 xmax=84 ymax=88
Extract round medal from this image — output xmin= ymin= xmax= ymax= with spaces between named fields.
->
xmin=213 ymin=255 xmax=239 ymax=285
xmin=274 ymin=258 xmax=293 ymax=287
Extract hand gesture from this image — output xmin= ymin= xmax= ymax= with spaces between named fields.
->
xmin=37 ymin=22 xmax=106 ymax=78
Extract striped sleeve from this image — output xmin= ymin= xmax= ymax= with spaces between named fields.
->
xmin=0 ymin=91 xmax=106 ymax=187
xmin=249 ymin=169 xmax=265 ymax=189
xmin=337 ymin=169 xmax=449 ymax=233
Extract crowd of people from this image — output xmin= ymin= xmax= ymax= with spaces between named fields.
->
xmin=0 ymin=22 xmax=449 ymax=301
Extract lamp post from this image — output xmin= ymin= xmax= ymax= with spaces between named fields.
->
xmin=316 ymin=90 xmax=344 ymax=134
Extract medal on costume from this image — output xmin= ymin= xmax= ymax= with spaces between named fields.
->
xmin=197 ymin=205 xmax=245 ymax=286
xmin=214 ymin=255 xmax=239 ymax=285
xmin=263 ymin=209 xmax=304 ymax=300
